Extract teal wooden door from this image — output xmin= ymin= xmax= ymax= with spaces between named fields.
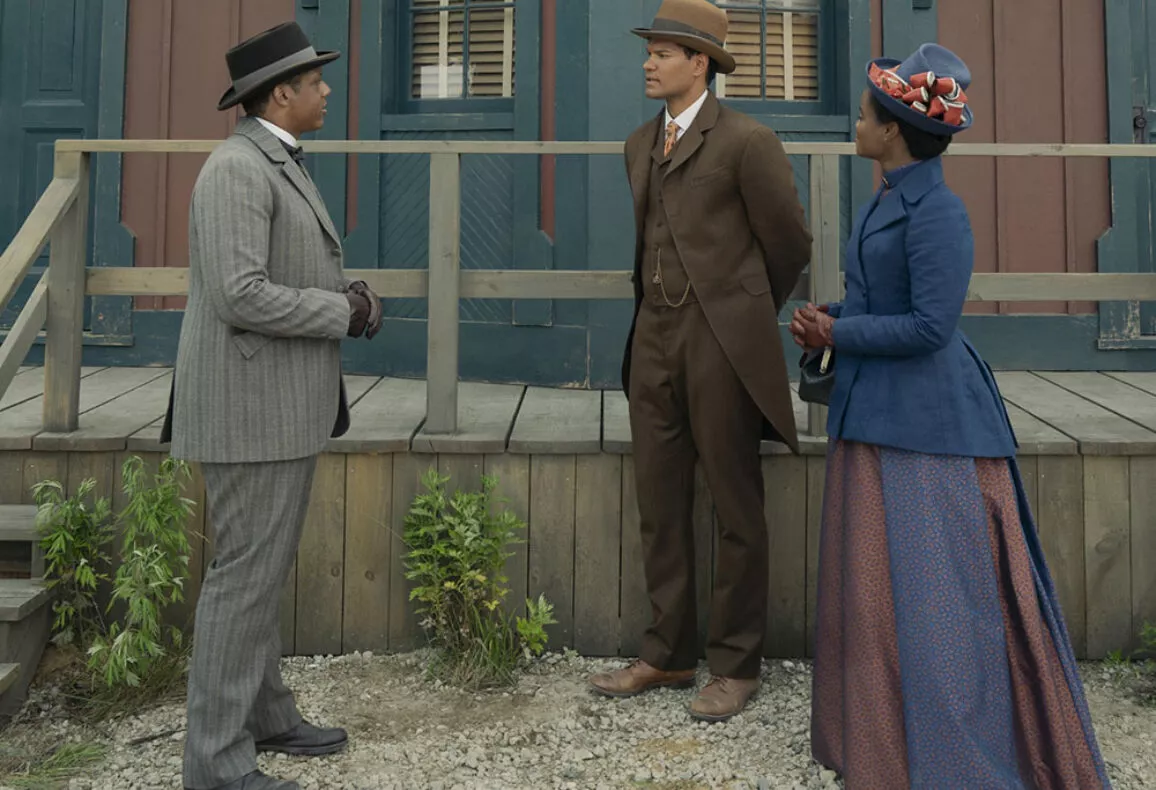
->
xmin=0 ymin=0 xmax=130 ymax=341
xmin=1134 ymin=0 xmax=1156 ymax=334
xmin=302 ymin=0 xmax=592 ymax=386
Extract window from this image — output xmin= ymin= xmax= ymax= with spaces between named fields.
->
xmin=715 ymin=0 xmax=821 ymax=102
xmin=410 ymin=0 xmax=516 ymax=99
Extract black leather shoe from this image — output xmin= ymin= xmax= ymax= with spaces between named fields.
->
xmin=186 ymin=769 xmax=300 ymax=790
xmin=254 ymin=720 xmax=348 ymax=756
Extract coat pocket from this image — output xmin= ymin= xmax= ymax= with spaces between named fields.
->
xmin=740 ymin=274 xmax=771 ymax=296
xmin=690 ymin=166 xmax=731 ymax=187
xmin=231 ymin=330 xmax=273 ymax=359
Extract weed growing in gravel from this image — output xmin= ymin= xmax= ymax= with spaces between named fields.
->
xmin=1139 ymin=621 xmax=1156 ymax=705
xmin=403 ymin=469 xmax=557 ymax=689
xmin=1103 ymin=621 xmax=1156 ymax=707
xmin=34 ymin=456 xmax=198 ymax=714
xmin=33 ymin=478 xmax=115 ymax=647
xmin=0 ymin=741 xmax=105 ymax=789
xmin=88 ymin=456 xmax=195 ymax=689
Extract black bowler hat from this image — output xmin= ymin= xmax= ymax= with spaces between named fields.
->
xmin=217 ymin=21 xmax=340 ymax=111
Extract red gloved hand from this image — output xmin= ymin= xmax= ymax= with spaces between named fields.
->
xmin=789 ymin=303 xmax=835 ymax=351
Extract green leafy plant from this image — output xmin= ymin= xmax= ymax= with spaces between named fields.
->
xmin=87 ymin=456 xmax=195 ymax=688
xmin=1141 ymin=621 xmax=1156 ymax=658
xmin=403 ymin=469 xmax=557 ymax=689
xmin=33 ymin=478 xmax=115 ymax=647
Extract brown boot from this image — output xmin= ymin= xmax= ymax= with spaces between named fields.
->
xmin=688 ymin=676 xmax=760 ymax=722
xmin=588 ymin=659 xmax=696 ymax=698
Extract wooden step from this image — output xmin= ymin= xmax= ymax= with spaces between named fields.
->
xmin=0 ymin=663 xmax=19 ymax=696
xmin=0 ymin=579 xmax=51 ymax=621
xmin=0 ymin=505 xmax=38 ymax=542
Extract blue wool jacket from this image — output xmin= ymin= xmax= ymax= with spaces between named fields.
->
xmin=824 ymin=156 xmax=1017 ymax=458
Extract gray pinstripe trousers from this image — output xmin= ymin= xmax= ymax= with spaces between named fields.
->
xmin=182 ymin=456 xmax=317 ymax=789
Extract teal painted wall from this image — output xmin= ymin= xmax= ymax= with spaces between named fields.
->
xmin=7 ymin=1 xmax=1156 ymax=381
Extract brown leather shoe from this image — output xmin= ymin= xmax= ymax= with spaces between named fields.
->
xmin=688 ymin=676 xmax=760 ymax=722
xmin=588 ymin=659 xmax=696 ymax=698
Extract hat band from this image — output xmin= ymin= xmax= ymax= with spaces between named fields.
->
xmin=233 ymin=46 xmax=320 ymax=98
xmin=647 ymin=17 xmax=724 ymax=48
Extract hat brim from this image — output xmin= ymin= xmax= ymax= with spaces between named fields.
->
xmin=865 ymin=58 xmax=972 ymax=136
xmin=632 ymin=28 xmax=736 ymax=74
xmin=218 ymin=50 xmax=340 ymax=111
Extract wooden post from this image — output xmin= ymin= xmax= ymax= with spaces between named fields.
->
xmin=807 ymin=154 xmax=843 ymax=436
xmin=425 ymin=153 xmax=461 ymax=434
xmin=43 ymin=150 xmax=90 ymax=433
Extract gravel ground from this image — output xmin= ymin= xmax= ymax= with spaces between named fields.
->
xmin=1 ymin=649 xmax=1154 ymax=790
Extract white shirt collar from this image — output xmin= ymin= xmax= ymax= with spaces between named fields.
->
xmin=663 ymin=89 xmax=710 ymax=139
xmin=255 ymin=116 xmax=297 ymax=148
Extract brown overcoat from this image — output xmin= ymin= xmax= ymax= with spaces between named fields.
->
xmin=620 ymin=93 xmax=813 ymax=452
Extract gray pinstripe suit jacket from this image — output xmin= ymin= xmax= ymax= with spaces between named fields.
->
xmin=161 ymin=117 xmax=352 ymax=463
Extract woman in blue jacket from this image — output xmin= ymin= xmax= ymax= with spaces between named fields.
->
xmin=790 ymin=44 xmax=1111 ymax=789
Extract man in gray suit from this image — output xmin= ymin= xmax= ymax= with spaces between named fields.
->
xmin=160 ymin=21 xmax=381 ymax=790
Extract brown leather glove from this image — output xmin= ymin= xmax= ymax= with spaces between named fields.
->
xmin=345 ymin=280 xmax=383 ymax=339
xmin=346 ymin=292 xmax=370 ymax=338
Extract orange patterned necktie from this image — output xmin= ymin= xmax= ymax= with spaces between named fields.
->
xmin=664 ymin=120 xmax=679 ymax=156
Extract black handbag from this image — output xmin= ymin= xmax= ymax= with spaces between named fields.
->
xmin=798 ymin=346 xmax=835 ymax=405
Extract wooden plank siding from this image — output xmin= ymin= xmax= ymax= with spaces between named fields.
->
xmin=121 ymin=0 xmax=296 ymax=311
xmin=4 ymin=367 xmax=1156 ymax=658
xmin=936 ymin=0 xmax=1109 ymax=317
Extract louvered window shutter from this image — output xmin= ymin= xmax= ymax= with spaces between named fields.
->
xmin=716 ymin=1 xmax=821 ymax=102
xmin=410 ymin=1 xmax=516 ymax=99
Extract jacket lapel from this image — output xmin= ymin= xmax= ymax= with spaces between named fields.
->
xmin=859 ymin=189 xmax=906 ymax=240
xmin=234 ymin=118 xmax=342 ymax=247
xmin=630 ymin=114 xmax=661 ymax=235
xmin=666 ymin=92 xmax=719 ymax=177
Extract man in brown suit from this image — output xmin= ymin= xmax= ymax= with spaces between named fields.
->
xmin=588 ymin=0 xmax=812 ymax=721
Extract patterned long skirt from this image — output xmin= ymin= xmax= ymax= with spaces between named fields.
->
xmin=810 ymin=440 xmax=1112 ymax=789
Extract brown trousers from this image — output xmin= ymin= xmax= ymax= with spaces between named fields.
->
xmin=628 ymin=299 xmax=768 ymax=679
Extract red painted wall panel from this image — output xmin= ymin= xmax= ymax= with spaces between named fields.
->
xmin=122 ymin=0 xmax=295 ymax=310
xmin=940 ymin=0 xmax=1109 ymax=316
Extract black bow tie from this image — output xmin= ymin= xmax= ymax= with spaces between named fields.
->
xmin=281 ymin=141 xmax=305 ymax=166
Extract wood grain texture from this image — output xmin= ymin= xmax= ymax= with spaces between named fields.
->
xmin=508 ymin=388 xmax=601 ymax=454
xmin=1083 ymin=457 xmax=1131 ymax=659
xmin=573 ymin=454 xmax=622 ymax=656
xmin=342 ymin=453 xmax=393 ymax=653
xmin=528 ymin=455 xmax=576 ymax=649
xmin=295 ymin=454 xmax=346 ymax=656
xmin=1036 ymin=456 xmax=1087 ymax=658
xmin=764 ymin=456 xmax=808 ymax=658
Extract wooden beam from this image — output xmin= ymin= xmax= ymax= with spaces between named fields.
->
xmin=0 ymin=177 xmax=80 ymax=310
xmin=966 ymin=273 xmax=1156 ymax=302
xmin=0 ymin=278 xmax=48 ymax=408
xmin=84 ymin=267 xmax=634 ymax=299
xmin=806 ymin=154 xmax=842 ymax=437
xmin=84 ymin=267 xmax=1156 ymax=303
xmin=425 ymin=153 xmax=462 ymax=435
xmin=53 ymin=138 xmax=1156 ymax=158
xmin=42 ymin=152 xmax=90 ymax=433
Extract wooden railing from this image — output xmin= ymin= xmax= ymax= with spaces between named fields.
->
xmin=3 ymin=139 xmax=1156 ymax=438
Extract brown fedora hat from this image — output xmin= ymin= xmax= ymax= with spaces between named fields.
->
xmin=632 ymin=0 xmax=736 ymax=75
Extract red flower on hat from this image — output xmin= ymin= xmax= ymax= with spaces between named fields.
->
xmin=869 ymin=62 xmax=969 ymax=127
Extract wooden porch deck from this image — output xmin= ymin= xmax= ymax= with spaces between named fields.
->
xmin=0 ymin=365 xmax=1153 ymax=662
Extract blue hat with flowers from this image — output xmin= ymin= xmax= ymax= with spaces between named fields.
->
xmin=867 ymin=43 xmax=972 ymax=136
